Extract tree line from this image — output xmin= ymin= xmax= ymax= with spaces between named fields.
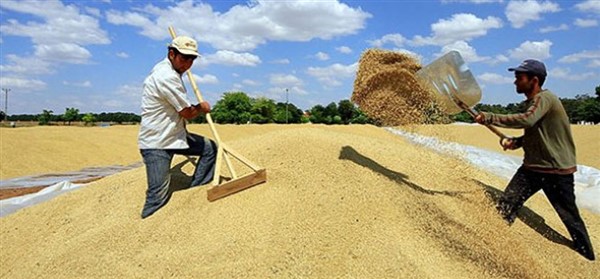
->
xmin=200 ymin=92 xmax=372 ymax=125
xmin=3 ymin=108 xmax=140 ymax=125
xmin=2 ymin=85 xmax=598 ymax=125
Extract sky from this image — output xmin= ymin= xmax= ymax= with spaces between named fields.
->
xmin=0 ymin=0 xmax=599 ymax=115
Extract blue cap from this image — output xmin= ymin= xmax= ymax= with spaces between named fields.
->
xmin=508 ymin=59 xmax=547 ymax=77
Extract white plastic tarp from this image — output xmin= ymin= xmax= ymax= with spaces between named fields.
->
xmin=0 ymin=162 xmax=143 ymax=217
xmin=385 ymin=127 xmax=600 ymax=215
xmin=0 ymin=181 xmax=83 ymax=217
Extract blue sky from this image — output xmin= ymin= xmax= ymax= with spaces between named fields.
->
xmin=1 ymin=0 xmax=599 ymax=115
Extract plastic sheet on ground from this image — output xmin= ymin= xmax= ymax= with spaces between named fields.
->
xmin=0 ymin=181 xmax=83 ymax=217
xmin=0 ymin=162 xmax=143 ymax=217
xmin=0 ymin=162 xmax=143 ymax=189
xmin=385 ymin=127 xmax=600 ymax=215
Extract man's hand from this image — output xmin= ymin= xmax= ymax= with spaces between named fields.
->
xmin=179 ymin=101 xmax=211 ymax=120
xmin=500 ymin=137 xmax=518 ymax=151
xmin=195 ymin=101 xmax=211 ymax=114
xmin=474 ymin=113 xmax=485 ymax=124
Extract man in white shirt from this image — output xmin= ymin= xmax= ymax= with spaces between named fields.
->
xmin=138 ymin=36 xmax=216 ymax=219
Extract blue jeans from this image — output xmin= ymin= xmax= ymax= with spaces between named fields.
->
xmin=140 ymin=133 xmax=217 ymax=219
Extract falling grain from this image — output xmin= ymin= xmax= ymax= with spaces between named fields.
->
xmin=352 ymin=49 xmax=448 ymax=126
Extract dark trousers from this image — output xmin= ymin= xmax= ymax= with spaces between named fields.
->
xmin=498 ymin=166 xmax=595 ymax=260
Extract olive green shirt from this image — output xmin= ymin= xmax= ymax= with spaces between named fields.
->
xmin=482 ymin=90 xmax=576 ymax=174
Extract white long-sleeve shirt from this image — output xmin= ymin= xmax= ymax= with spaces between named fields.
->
xmin=138 ymin=58 xmax=192 ymax=149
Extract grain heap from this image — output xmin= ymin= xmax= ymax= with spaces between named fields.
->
xmin=352 ymin=49 xmax=447 ymax=126
xmin=1 ymin=125 xmax=599 ymax=278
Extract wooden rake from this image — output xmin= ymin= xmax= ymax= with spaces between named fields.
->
xmin=168 ymin=26 xmax=266 ymax=201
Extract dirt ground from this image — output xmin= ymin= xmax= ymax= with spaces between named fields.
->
xmin=0 ymin=124 xmax=598 ymax=278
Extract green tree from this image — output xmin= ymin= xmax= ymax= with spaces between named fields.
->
xmin=300 ymin=113 xmax=310 ymax=123
xmin=250 ymin=97 xmax=276 ymax=124
xmin=63 ymin=107 xmax=79 ymax=125
xmin=309 ymin=105 xmax=325 ymax=123
xmin=324 ymin=102 xmax=339 ymax=123
xmin=274 ymin=102 xmax=303 ymax=124
xmin=38 ymin=109 xmax=54 ymax=125
xmin=212 ymin=92 xmax=252 ymax=124
xmin=337 ymin=99 xmax=355 ymax=124
xmin=350 ymin=107 xmax=371 ymax=124
xmin=452 ymin=111 xmax=473 ymax=123
xmin=574 ymin=95 xmax=600 ymax=123
xmin=332 ymin=115 xmax=343 ymax=124
xmin=82 ymin=113 xmax=96 ymax=126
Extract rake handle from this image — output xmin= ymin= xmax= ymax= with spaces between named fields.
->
xmin=168 ymin=27 xmax=237 ymax=182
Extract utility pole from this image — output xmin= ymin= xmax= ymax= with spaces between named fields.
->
xmin=285 ymin=88 xmax=289 ymax=124
xmin=1 ymin=88 xmax=9 ymax=122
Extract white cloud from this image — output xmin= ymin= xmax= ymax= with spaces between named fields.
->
xmin=116 ymin=52 xmax=129 ymax=58
xmin=508 ymin=40 xmax=552 ymax=60
xmin=434 ymin=42 xmax=507 ymax=66
xmin=479 ymin=54 xmax=510 ymax=65
xmin=231 ymin=83 xmax=243 ymax=91
xmin=391 ymin=49 xmax=424 ymax=64
xmin=270 ymin=59 xmax=290 ymax=64
xmin=106 ymin=0 xmax=371 ymax=52
xmin=558 ymin=49 xmax=600 ymax=68
xmin=438 ymin=41 xmax=490 ymax=63
xmin=550 ymin=67 xmax=597 ymax=81
xmin=242 ymin=79 xmax=260 ymax=86
xmin=368 ymin=33 xmax=407 ymax=48
xmin=336 ymin=46 xmax=352 ymax=54
xmin=1 ymin=55 xmax=53 ymax=75
xmin=266 ymin=86 xmax=308 ymax=99
xmin=505 ymin=0 xmax=560 ymax=28
xmin=477 ymin=73 xmax=513 ymax=84
xmin=63 ymin=80 xmax=92 ymax=87
xmin=34 ymin=43 xmax=92 ymax=64
xmin=84 ymin=7 xmax=101 ymax=18
xmin=0 ymin=1 xmax=110 ymax=45
xmin=442 ymin=0 xmax=504 ymax=3
xmin=575 ymin=0 xmax=600 ymax=15
xmin=115 ymin=83 xmax=142 ymax=99
xmin=539 ymin=24 xmax=568 ymax=33
xmin=306 ymin=62 xmax=357 ymax=87
xmin=315 ymin=52 xmax=330 ymax=61
xmin=411 ymin=13 xmax=502 ymax=46
xmin=269 ymin=74 xmax=303 ymax=87
xmin=0 ymin=76 xmax=46 ymax=91
xmin=574 ymin=18 xmax=598 ymax=28
xmin=194 ymin=74 xmax=219 ymax=85
xmin=588 ymin=60 xmax=600 ymax=68
xmin=200 ymin=50 xmax=261 ymax=67
xmin=0 ymin=0 xmax=110 ymax=77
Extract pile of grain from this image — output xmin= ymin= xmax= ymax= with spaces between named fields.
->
xmin=352 ymin=49 xmax=448 ymax=126
xmin=1 ymin=125 xmax=598 ymax=278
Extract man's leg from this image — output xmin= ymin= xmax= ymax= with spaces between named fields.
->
xmin=497 ymin=167 xmax=542 ymax=224
xmin=543 ymin=174 xmax=595 ymax=261
xmin=173 ymin=133 xmax=217 ymax=187
xmin=140 ymin=149 xmax=174 ymax=219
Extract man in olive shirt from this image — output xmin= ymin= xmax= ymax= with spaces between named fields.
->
xmin=475 ymin=59 xmax=595 ymax=261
